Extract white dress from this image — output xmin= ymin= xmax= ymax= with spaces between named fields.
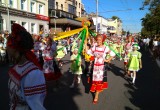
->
xmin=87 ymin=45 xmax=115 ymax=92
xmin=41 ymin=43 xmax=57 ymax=81
xmin=8 ymin=61 xmax=46 ymax=110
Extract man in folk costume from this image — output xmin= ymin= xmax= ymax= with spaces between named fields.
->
xmin=85 ymin=34 xmax=115 ymax=104
xmin=7 ymin=23 xmax=46 ymax=110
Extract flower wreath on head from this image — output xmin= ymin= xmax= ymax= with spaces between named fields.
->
xmin=96 ymin=34 xmax=107 ymax=43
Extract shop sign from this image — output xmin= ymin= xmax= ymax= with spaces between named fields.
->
xmin=36 ymin=14 xmax=49 ymax=21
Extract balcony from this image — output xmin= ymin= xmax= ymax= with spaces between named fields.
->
xmin=66 ymin=0 xmax=76 ymax=6
xmin=49 ymin=9 xmax=77 ymax=19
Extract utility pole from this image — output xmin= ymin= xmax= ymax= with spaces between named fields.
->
xmin=96 ymin=0 xmax=98 ymax=33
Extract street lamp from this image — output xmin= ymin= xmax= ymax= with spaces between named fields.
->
xmin=1 ymin=3 xmax=10 ymax=32
xmin=51 ymin=10 xmax=58 ymax=33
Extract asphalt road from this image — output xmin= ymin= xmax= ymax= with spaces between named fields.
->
xmin=0 ymin=49 xmax=160 ymax=110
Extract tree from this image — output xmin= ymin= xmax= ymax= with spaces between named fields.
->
xmin=112 ymin=16 xmax=119 ymax=20
xmin=122 ymin=28 xmax=127 ymax=35
xmin=141 ymin=1 xmax=160 ymax=37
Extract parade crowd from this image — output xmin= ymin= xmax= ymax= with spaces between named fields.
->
xmin=0 ymin=23 xmax=144 ymax=110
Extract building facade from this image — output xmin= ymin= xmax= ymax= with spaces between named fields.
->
xmin=92 ymin=16 xmax=108 ymax=34
xmin=107 ymin=19 xmax=122 ymax=36
xmin=0 ymin=0 xmax=49 ymax=34
xmin=48 ymin=0 xmax=84 ymax=33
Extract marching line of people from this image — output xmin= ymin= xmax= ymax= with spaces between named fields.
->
xmin=1 ymin=23 xmax=143 ymax=109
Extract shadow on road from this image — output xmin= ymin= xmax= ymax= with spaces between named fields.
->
xmin=0 ymin=63 xmax=10 ymax=110
xmin=123 ymin=50 xmax=160 ymax=110
xmin=44 ymin=70 xmax=81 ymax=110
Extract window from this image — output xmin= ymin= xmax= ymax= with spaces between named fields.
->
xmin=56 ymin=2 xmax=58 ymax=9
xmin=61 ymin=4 xmax=63 ymax=10
xmin=11 ymin=20 xmax=16 ymax=28
xmin=1 ymin=0 xmax=5 ymax=4
xmin=31 ymin=23 xmax=35 ymax=33
xmin=21 ymin=0 xmax=27 ymax=10
xmin=68 ymin=4 xmax=76 ymax=15
xmin=76 ymin=1 xmax=77 ymax=5
xmin=22 ymin=22 xmax=26 ymax=27
xmin=49 ymin=0 xmax=55 ymax=9
xmin=21 ymin=0 xmax=24 ymax=10
xmin=10 ymin=0 xmax=13 ymax=7
xmin=79 ymin=12 xmax=80 ymax=17
xmin=79 ymin=3 xmax=80 ymax=8
xmin=31 ymin=2 xmax=35 ymax=13
xmin=39 ymin=4 xmax=43 ymax=14
xmin=0 ymin=19 xmax=3 ymax=31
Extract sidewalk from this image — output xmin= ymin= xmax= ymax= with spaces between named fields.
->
xmin=149 ymin=49 xmax=160 ymax=68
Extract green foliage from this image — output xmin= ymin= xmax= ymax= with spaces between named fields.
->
xmin=122 ymin=28 xmax=127 ymax=35
xmin=112 ymin=16 xmax=120 ymax=21
xmin=141 ymin=1 xmax=160 ymax=37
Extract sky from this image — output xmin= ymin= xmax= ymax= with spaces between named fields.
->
xmin=82 ymin=0 xmax=149 ymax=33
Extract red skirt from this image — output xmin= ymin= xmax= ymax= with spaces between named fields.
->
xmin=90 ymin=81 xmax=108 ymax=92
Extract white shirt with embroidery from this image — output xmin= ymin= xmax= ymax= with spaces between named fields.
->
xmin=8 ymin=61 xmax=46 ymax=110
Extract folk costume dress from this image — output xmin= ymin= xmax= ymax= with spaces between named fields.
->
xmin=42 ymin=43 xmax=61 ymax=81
xmin=87 ymin=45 xmax=115 ymax=92
xmin=8 ymin=61 xmax=46 ymax=110
xmin=56 ymin=45 xmax=65 ymax=59
xmin=127 ymin=51 xmax=142 ymax=71
xmin=70 ymin=54 xmax=82 ymax=75
xmin=124 ymin=42 xmax=133 ymax=65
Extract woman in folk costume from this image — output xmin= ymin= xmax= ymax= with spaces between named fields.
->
xmin=85 ymin=34 xmax=115 ymax=104
xmin=124 ymin=36 xmax=134 ymax=76
xmin=127 ymin=44 xmax=142 ymax=85
xmin=42 ymin=37 xmax=61 ymax=81
xmin=7 ymin=23 xmax=46 ymax=110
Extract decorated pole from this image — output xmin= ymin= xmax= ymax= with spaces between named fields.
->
xmin=76 ymin=29 xmax=87 ymax=67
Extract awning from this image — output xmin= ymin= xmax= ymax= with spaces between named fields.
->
xmin=50 ymin=18 xmax=82 ymax=27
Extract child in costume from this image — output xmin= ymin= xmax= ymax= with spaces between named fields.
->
xmin=70 ymin=48 xmax=82 ymax=88
xmin=56 ymin=41 xmax=65 ymax=67
xmin=127 ymin=44 xmax=142 ymax=85
xmin=124 ymin=36 xmax=134 ymax=76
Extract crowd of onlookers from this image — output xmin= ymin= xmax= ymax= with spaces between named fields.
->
xmin=0 ymin=30 xmax=10 ymax=64
xmin=140 ymin=36 xmax=160 ymax=60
